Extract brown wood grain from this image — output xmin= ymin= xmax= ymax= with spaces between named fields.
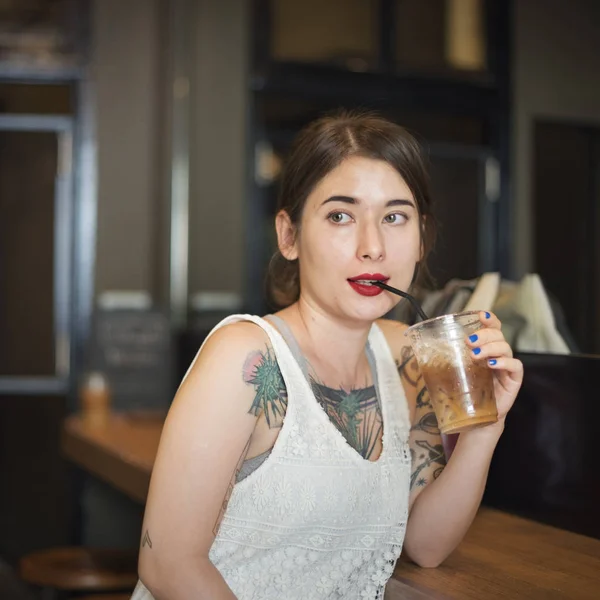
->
xmin=19 ymin=547 xmax=137 ymax=591
xmin=395 ymin=509 xmax=600 ymax=599
xmin=63 ymin=412 xmax=600 ymax=598
xmin=62 ymin=412 xmax=164 ymax=504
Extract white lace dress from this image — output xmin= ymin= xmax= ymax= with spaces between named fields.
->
xmin=132 ymin=315 xmax=411 ymax=599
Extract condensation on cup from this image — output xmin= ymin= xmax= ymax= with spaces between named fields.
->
xmin=405 ymin=311 xmax=498 ymax=435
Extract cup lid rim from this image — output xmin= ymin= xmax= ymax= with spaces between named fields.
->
xmin=404 ymin=310 xmax=482 ymax=336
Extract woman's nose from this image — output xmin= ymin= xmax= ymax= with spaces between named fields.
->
xmin=357 ymin=222 xmax=385 ymax=261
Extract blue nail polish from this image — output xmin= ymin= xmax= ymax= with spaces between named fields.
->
xmin=473 ymin=347 xmax=481 ymax=356
xmin=469 ymin=334 xmax=478 ymax=343
xmin=485 ymin=312 xmax=491 ymax=319
xmin=489 ymin=359 xmax=497 ymax=366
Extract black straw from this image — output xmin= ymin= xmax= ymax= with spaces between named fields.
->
xmin=371 ymin=281 xmax=429 ymax=321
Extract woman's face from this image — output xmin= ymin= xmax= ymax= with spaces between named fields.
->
xmin=278 ymin=156 xmax=422 ymax=324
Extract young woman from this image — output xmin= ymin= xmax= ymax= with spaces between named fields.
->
xmin=132 ymin=112 xmax=523 ymax=599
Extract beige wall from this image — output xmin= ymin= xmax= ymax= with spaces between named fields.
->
xmin=512 ymin=0 xmax=600 ymax=275
xmin=91 ymin=0 xmax=248 ymax=304
xmin=92 ymin=0 xmax=161 ymax=294
xmin=188 ymin=0 xmax=248 ymax=297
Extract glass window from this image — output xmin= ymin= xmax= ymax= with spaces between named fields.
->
xmin=427 ymin=155 xmax=482 ymax=286
xmin=0 ymin=0 xmax=84 ymax=70
xmin=271 ymin=0 xmax=379 ymax=71
xmin=380 ymin=109 xmax=487 ymax=146
xmin=0 ymin=83 xmax=73 ymax=115
xmin=0 ymin=130 xmax=58 ymax=376
xmin=258 ymin=95 xmax=489 ymax=147
xmin=395 ymin=0 xmax=487 ymax=75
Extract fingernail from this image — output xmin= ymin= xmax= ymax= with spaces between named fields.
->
xmin=489 ymin=359 xmax=497 ymax=366
xmin=469 ymin=334 xmax=478 ymax=343
xmin=473 ymin=348 xmax=481 ymax=356
xmin=485 ymin=312 xmax=491 ymax=319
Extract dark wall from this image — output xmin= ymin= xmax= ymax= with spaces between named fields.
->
xmin=0 ymin=395 xmax=72 ymax=562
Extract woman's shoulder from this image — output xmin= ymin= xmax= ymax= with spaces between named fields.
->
xmin=375 ymin=318 xmax=422 ymax=423
xmin=375 ymin=317 xmax=412 ymax=361
xmin=192 ymin=315 xmax=289 ymax=429
xmin=176 ymin=316 xmax=283 ymax=417
xmin=201 ymin=316 xmax=274 ymax=359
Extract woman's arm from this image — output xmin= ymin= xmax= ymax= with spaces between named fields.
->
xmin=138 ymin=322 xmax=284 ymax=599
xmin=403 ymin=419 xmax=503 ymax=567
xmin=394 ymin=312 xmax=523 ymax=567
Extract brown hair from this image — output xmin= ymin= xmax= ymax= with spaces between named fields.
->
xmin=266 ymin=110 xmax=436 ymax=309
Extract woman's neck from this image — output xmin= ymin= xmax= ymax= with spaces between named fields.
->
xmin=279 ymin=299 xmax=373 ymax=388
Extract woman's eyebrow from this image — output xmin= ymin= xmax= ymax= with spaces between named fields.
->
xmin=385 ymin=198 xmax=416 ymax=208
xmin=321 ymin=195 xmax=415 ymax=208
xmin=321 ymin=195 xmax=356 ymax=205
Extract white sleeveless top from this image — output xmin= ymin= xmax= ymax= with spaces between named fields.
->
xmin=132 ymin=315 xmax=411 ymax=600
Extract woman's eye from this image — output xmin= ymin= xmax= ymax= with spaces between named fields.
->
xmin=384 ymin=212 xmax=408 ymax=224
xmin=328 ymin=211 xmax=352 ymax=224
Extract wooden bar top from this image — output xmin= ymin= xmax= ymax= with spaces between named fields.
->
xmin=62 ymin=412 xmax=600 ymax=599
xmin=62 ymin=411 xmax=164 ymax=503
xmin=393 ymin=510 xmax=600 ymax=599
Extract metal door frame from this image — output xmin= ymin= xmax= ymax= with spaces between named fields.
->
xmin=0 ymin=114 xmax=74 ymax=394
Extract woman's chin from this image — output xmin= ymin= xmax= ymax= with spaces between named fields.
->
xmin=340 ymin=295 xmax=396 ymax=323
xmin=302 ymin=285 xmax=398 ymax=323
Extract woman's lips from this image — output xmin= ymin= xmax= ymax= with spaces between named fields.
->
xmin=347 ymin=280 xmax=385 ymax=296
xmin=348 ymin=273 xmax=389 ymax=283
xmin=347 ymin=273 xmax=389 ymax=296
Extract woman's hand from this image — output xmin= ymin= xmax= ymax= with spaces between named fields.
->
xmin=466 ymin=311 xmax=524 ymax=428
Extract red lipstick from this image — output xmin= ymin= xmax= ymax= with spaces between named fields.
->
xmin=347 ymin=273 xmax=389 ymax=297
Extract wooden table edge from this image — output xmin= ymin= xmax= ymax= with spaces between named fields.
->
xmin=62 ymin=414 xmax=155 ymax=504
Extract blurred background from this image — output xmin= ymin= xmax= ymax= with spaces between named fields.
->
xmin=0 ymin=0 xmax=599 ymax=595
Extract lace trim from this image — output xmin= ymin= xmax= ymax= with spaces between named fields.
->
xmin=210 ymin=543 xmax=404 ymax=600
xmin=213 ymin=519 xmax=407 ymax=553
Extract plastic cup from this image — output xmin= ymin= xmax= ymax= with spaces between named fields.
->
xmin=405 ymin=311 xmax=498 ymax=434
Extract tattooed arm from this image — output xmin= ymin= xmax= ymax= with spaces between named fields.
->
xmin=395 ymin=347 xmax=505 ymax=568
xmin=395 ymin=347 xmax=447 ymax=511
xmin=138 ymin=322 xmax=285 ymax=599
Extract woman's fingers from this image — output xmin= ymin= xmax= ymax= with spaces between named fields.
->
xmin=489 ymin=358 xmax=524 ymax=396
xmin=470 ymin=340 xmax=513 ymax=361
xmin=478 ymin=311 xmax=502 ymax=330
xmin=466 ymin=326 xmax=512 ymax=359
xmin=487 ymin=356 xmax=523 ymax=376
xmin=466 ymin=327 xmax=504 ymax=347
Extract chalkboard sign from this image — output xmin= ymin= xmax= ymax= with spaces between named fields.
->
xmin=87 ymin=308 xmax=174 ymax=411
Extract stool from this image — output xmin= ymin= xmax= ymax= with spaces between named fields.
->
xmin=19 ymin=547 xmax=138 ymax=600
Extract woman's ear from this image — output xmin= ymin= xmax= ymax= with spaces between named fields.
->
xmin=275 ymin=210 xmax=298 ymax=261
xmin=419 ymin=215 xmax=427 ymax=262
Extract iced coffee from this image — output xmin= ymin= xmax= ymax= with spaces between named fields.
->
xmin=405 ymin=311 xmax=498 ymax=435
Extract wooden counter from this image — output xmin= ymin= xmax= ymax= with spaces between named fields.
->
xmin=63 ymin=413 xmax=600 ymax=599
xmin=62 ymin=412 xmax=163 ymax=503
xmin=393 ymin=509 xmax=600 ymax=599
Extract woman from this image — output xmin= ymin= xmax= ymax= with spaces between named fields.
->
xmin=133 ymin=112 xmax=523 ymax=599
